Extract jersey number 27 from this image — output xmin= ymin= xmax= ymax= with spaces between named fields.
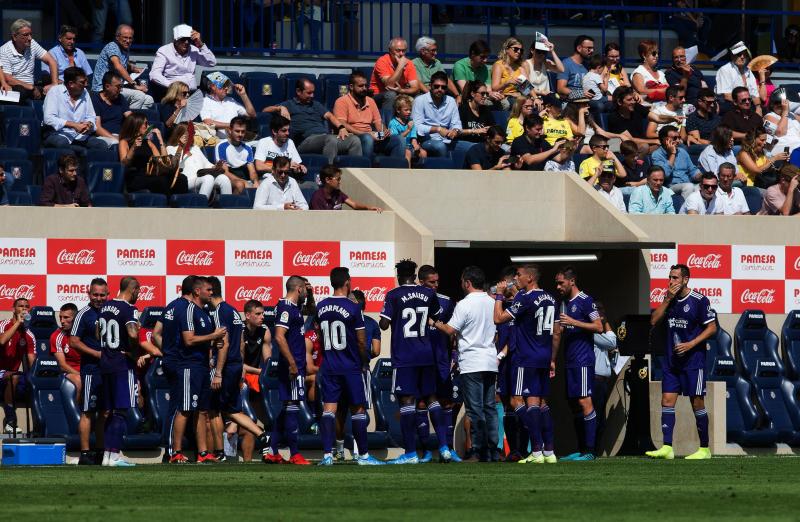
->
xmin=401 ymin=307 xmax=429 ymax=338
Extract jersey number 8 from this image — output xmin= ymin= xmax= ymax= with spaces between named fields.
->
xmin=98 ymin=318 xmax=121 ymax=350
xmin=321 ymin=320 xmax=346 ymax=351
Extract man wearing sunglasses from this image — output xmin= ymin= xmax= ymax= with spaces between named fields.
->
xmin=686 ymin=88 xmax=720 ymax=148
xmin=411 ymin=70 xmax=471 ymax=157
xmin=678 ymin=173 xmax=725 ymax=214
xmin=150 ymin=24 xmax=216 ymax=102
xmin=715 ymin=41 xmax=762 ymax=114
xmin=721 ymin=86 xmax=764 ymax=141
xmin=556 ymin=34 xmax=594 ymax=99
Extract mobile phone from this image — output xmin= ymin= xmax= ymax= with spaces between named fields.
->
xmin=785 ymin=146 xmax=790 ymax=154
xmin=507 ymin=155 xmax=519 ymax=165
xmin=587 ymin=89 xmax=596 ymax=97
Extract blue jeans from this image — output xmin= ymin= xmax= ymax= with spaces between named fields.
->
xmin=460 ymin=371 xmax=498 ymax=454
xmin=92 ymin=0 xmax=132 ymax=42
xmin=295 ymin=14 xmax=322 ymax=50
xmin=420 ymin=136 xmax=473 ymax=158
xmin=44 ymin=133 xmax=109 ymax=155
xmin=359 ymin=133 xmax=405 ymax=159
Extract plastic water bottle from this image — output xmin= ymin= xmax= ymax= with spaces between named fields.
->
xmin=673 ymin=332 xmax=682 ymax=355
xmin=23 ymin=313 xmax=31 ymax=328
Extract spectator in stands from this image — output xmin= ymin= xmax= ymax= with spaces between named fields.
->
xmin=334 ymin=71 xmax=404 ymax=161
xmin=563 ymin=99 xmax=626 ymax=154
xmin=412 ymin=37 xmax=459 ymax=97
xmin=722 ymin=86 xmax=763 ymax=141
xmin=628 ymin=165 xmax=676 ymax=214
xmin=544 ymin=139 xmax=577 ymax=172
xmin=510 ymin=114 xmax=562 ymax=171
xmin=579 ymin=134 xmax=625 ymax=183
xmin=252 ymin=155 xmax=308 ymax=210
xmin=631 ymin=40 xmax=667 ymax=106
xmin=505 ymin=96 xmax=536 ymax=144
xmin=309 ymin=165 xmax=382 ymax=211
xmin=411 ymin=71 xmax=469 ymax=157
xmin=678 ymin=172 xmax=725 ymax=214
xmin=44 ymin=25 xmax=92 ymax=82
xmin=167 ymin=123 xmax=239 ymax=197
xmin=603 ymin=42 xmax=630 ymax=93
xmin=51 ymin=303 xmax=81 ymax=398
xmin=216 ymin=116 xmax=259 ymax=187
xmin=254 ymin=114 xmax=305 ymax=175
xmin=522 ymin=38 xmax=564 ymax=98
xmin=43 ymin=66 xmax=107 ymax=152
xmin=149 ymin=24 xmax=216 ymax=102
xmin=716 ymin=162 xmax=750 ymax=215
xmin=758 ymin=163 xmax=800 ymax=215
xmin=491 ymin=37 xmax=526 ymax=111
xmin=664 ymin=46 xmax=707 ymax=106
xmin=597 ymin=168 xmax=626 ymax=212
xmin=92 ymin=0 xmax=132 ymax=43
xmin=737 ymin=127 xmax=787 ymax=189
xmin=295 ymin=0 xmax=323 ymax=53
xmin=651 ymin=125 xmax=700 ymax=198
xmin=91 ymin=72 xmax=132 ymax=147
xmin=201 ymin=72 xmax=256 ymax=140
xmin=459 ymin=80 xmax=493 ymax=144
xmin=763 ymin=95 xmax=800 ymax=154
xmin=370 ymin=37 xmax=420 ymax=111
xmin=453 ymin=40 xmax=504 ymax=103
xmin=119 ymin=111 xmax=188 ymax=195
xmin=91 ymin=24 xmax=154 ymax=110
xmin=0 ymin=68 xmax=9 ymax=93
xmin=646 ymin=86 xmax=687 ymax=141
xmin=465 ymin=126 xmax=514 ymax=170
xmin=0 ymin=19 xmax=58 ymax=101
xmin=686 ymin=88 xmax=720 ymax=149
xmin=756 ymin=66 xmax=777 ymax=105
xmin=541 ymin=94 xmax=573 ymax=146
xmin=38 ymin=153 xmax=91 ymax=207
xmin=0 ymin=167 xmax=8 ymax=206
xmin=618 ymin=139 xmax=649 ymax=195
xmin=0 ymin=297 xmax=35 ymax=433
xmin=388 ymin=94 xmax=425 ymax=166
xmin=267 ymin=78 xmax=362 ymax=163
xmin=159 ymin=81 xmax=190 ymax=132
xmin=607 ymin=86 xmax=659 ymax=151
xmin=698 ymin=125 xmax=737 ymax=175
xmin=779 ymin=24 xmax=800 ymax=63
xmin=715 ymin=42 xmax=762 ymax=114
xmin=557 ymin=34 xmax=594 ymax=99
xmin=582 ymin=55 xmax=614 ymax=116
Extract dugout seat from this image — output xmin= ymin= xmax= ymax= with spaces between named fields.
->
xmin=371 ymin=358 xmax=402 ymax=447
xmin=122 ymin=404 xmax=162 ymax=450
xmin=258 ymin=357 xmax=320 ymax=449
xmin=217 ymin=194 xmax=252 ymax=208
xmin=734 ymin=310 xmax=780 ymax=380
xmin=240 ymin=383 xmax=259 ymax=423
xmin=87 ymin=162 xmax=125 ymax=193
xmin=29 ymin=358 xmax=81 ymax=448
xmin=29 ymin=306 xmax=58 ymax=359
xmin=750 ymin=357 xmax=800 ymax=445
xmin=143 ymin=357 xmax=172 ymax=438
xmin=139 ymin=307 xmax=164 ymax=329
xmin=781 ymin=310 xmax=800 ymax=383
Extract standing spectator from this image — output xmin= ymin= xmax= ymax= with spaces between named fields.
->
xmin=631 ymin=40 xmax=667 ymax=106
xmin=603 ymin=42 xmax=630 ymax=93
xmin=453 ymin=40 xmax=504 ymax=103
xmin=411 ymin=71 xmax=470 ymax=157
xmin=38 ymin=154 xmax=91 ymax=207
xmin=149 ymin=24 xmax=216 ymax=102
xmin=779 ymin=25 xmax=800 ymax=63
xmin=597 ymin=168 xmax=627 ymax=212
xmin=309 ymin=165 xmax=382 ymax=211
xmin=254 ymin=114 xmax=306 ymax=175
xmin=523 ymin=39 xmax=564 ymax=98
xmin=388 ymin=94 xmax=425 ymax=166
xmin=607 ymin=86 xmax=659 ymax=151
xmin=201 ymin=72 xmax=256 ymax=140
xmin=458 ymin=81 xmax=494 ymax=144
xmin=646 ymin=86 xmax=687 ymax=140
xmin=295 ymin=0 xmax=323 ymax=53
xmin=716 ymin=162 xmax=750 ymax=215
xmin=737 ymin=127 xmax=787 ymax=188
xmin=90 ymin=25 xmax=154 ymax=110
xmin=465 ymin=126 xmax=512 ymax=170
xmin=43 ymin=66 xmax=107 ymax=152
xmin=715 ymin=42 xmax=761 ymax=113
xmin=591 ymin=303 xmax=616 ymax=447
xmin=686 ymin=88 xmax=720 ymax=149
xmin=412 ymin=37 xmax=458 ymax=97
xmin=698 ymin=125 xmax=737 ymax=175
xmin=651 ymin=125 xmax=700 ymax=198
xmin=628 ymin=165 xmax=676 ymax=214
xmin=215 ymin=116 xmax=259 ymax=187
xmin=617 ymin=139 xmax=649 ymax=195
xmin=91 ymin=72 xmax=131 ymax=147
xmin=92 ymin=0 xmax=132 ymax=43
xmin=158 ymin=81 xmax=190 ymax=132
xmin=370 ymin=37 xmax=419 ymax=111
xmin=118 ymin=112 xmax=188 ymax=196
xmin=505 ymin=96 xmax=536 ymax=144
xmin=252 ymin=156 xmax=308 ymax=210
xmin=664 ymin=46 xmax=707 ymax=106
xmin=721 ymin=87 xmax=763 ymax=141
xmin=491 ymin=37 xmax=526 ymax=110
xmin=557 ymin=35 xmax=594 ymax=99
xmin=511 ymin=114 xmax=562 ymax=171
xmin=679 ymin=172 xmax=725 ymax=214
xmin=758 ymin=164 xmax=800 ymax=215
xmin=51 ymin=303 xmax=81 ymax=398
xmin=44 ymin=25 xmax=93 ymax=82
xmin=0 ymin=297 xmax=36 ymax=433
xmin=0 ymin=19 xmax=58 ymax=101
xmin=334 ymin=71 xmax=404 ymax=160
xmin=166 ymin=123 xmax=238 ymax=197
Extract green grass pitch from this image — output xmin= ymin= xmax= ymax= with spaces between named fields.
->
xmin=3 ymin=457 xmax=800 ymax=521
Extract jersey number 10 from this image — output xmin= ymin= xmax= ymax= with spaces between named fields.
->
xmin=321 ymin=320 xmax=346 ymax=351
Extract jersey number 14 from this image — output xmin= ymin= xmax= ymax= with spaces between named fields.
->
xmin=535 ymin=306 xmax=555 ymax=335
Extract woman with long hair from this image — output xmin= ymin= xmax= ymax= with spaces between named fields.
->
xmin=522 ymin=39 xmax=564 ymax=98
xmin=166 ymin=123 xmax=241 ymax=198
xmin=737 ymin=127 xmax=789 ymax=188
xmin=491 ymin=37 xmax=526 ymax=110
xmin=697 ymin=125 xmax=737 ymax=174
xmin=159 ymin=80 xmax=191 ymax=132
xmin=631 ymin=40 xmax=667 ymax=106
xmin=119 ymin=112 xmax=188 ymax=196
xmin=458 ymin=80 xmax=494 ymax=143
xmin=603 ymin=42 xmax=630 ymax=93
xmin=505 ymin=96 xmax=536 ymax=144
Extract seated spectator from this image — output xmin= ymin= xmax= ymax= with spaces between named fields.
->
xmin=511 ymin=114 xmax=561 ymax=171
xmin=679 ymin=172 xmax=725 ymax=214
xmin=646 ymin=86 xmax=687 ymax=141
xmin=0 ymin=166 xmax=8 ymax=206
xmin=603 ymin=42 xmax=630 ymax=93
xmin=0 ymin=69 xmax=8 ymax=93
xmin=756 ymin=66 xmax=777 ymax=105
xmin=159 ymin=81 xmax=190 ymax=133
xmin=715 ymin=41 xmax=761 ymax=113
xmin=333 ymin=71 xmax=404 ymax=160
xmin=43 ymin=66 xmax=107 ymax=152
xmin=541 ymin=94 xmax=573 ymax=146
xmin=91 ymin=72 xmax=132 ymax=147
xmin=90 ymin=24 xmax=154 ymax=109
xmin=564 ymin=99 xmax=627 ymax=154
xmin=38 ymin=153 xmax=91 ymax=207
xmin=763 ymin=95 xmax=800 ymax=153
xmin=523 ymin=38 xmax=564 ymax=98
xmin=582 ymin=55 xmax=614 ymax=116
xmin=51 ymin=303 xmax=81 ymax=397
xmin=491 ymin=37 xmax=526 ymax=110
xmin=252 ymin=156 xmax=308 ymax=210
xmin=254 ymin=114 xmax=306 ymax=176
xmin=201 ymin=72 xmax=256 ymax=140
xmin=370 ymin=36 xmax=419 ymax=111
xmin=650 ymin=125 xmax=700 ymax=198
xmin=215 ymin=116 xmax=259 ymax=187
xmin=453 ymin=39 xmax=504 ymax=103
xmin=505 ymin=96 xmax=536 ymax=144
xmin=716 ymin=162 xmax=750 ymax=215
xmin=387 ymin=94 xmax=425 ymax=166
xmin=737 ymin=127 xmax=787 ymax=188
xmin=628 ymin=165 xmax=676 ymax=214
xmin=686 ymin=88 xmax=720 ymax=148
xmin=0 ymin=18 xmax=58 ymax=101
xmin=167 ymin=123 xmax=238 ymax=197
xmin=266 ymin=78 xmax=361 ymax=163
xmin=664 ymin=46 xmax=707 ymax=106
xmin=544 ymin=139 xmax=577 ymax=172
xmin=556 ymin=34 xmax=594 ymax=100
xmin=412 ymin=37 xmax=458 ymax=97
xmin=631 ymin=39 xmax=667 ymax=106
xmin=596 ymin=169 xmax=626 ymax=212
xmin=722 ymin=86 xmax=763 ymax=141
xmin=578 ymin=135 xmax=625 ymax=183
xmin=0 ymin=297 xmax=36 ymax=431
xmin=779 ymin=24 xmax=800 ymax=63
xmin=118 ymin=111 xmax=188 ymax=195
xmin=758 ymin=163 xmax=800 ymax=215
xmin=458 ymin=80 xmax=494 ymax=143
xmin=44 ymin=25 xmax=93 ymax=82
xmin=411 ymin=71 xmax=471 ymax=157
xmin=618 ymin=139 xmax=649 ymax=195
xmin=310 ymin=165 xmax=382 ymax=211
xmin=698 ymin=125 xmax=737 ymax=175
xmin=149 ymin=24 xmax=216 ymax=102
xmin=607 ymin=86 xmax=659 ymax=151
xmin=465 ymin=126 xmax=513 ymax=170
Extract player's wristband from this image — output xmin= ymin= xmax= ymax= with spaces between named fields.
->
xmin=495 ymin=294 xmax=504 ymax=301
xmin=497 ymin=352 xmax=506 ymax=361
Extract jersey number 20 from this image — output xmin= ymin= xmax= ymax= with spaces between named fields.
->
xmin=98 ymin=318 xmax=120 ymax=349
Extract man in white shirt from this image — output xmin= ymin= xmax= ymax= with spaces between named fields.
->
xmin=0 ymin=18 xmax=58 ymax=101
xmin=715 ymin=41 xmax=761 ymax=113
xmin=201 ymin=71 xmax=256 ymax=139
xmin=252 ymin=156 xmax=308 ymax=210
xmin=679 ymin=172 xmax=725 ymax=214
xmin=254 ymin=114 xmax=306 ymax=175
xmin=431 ymin=266 xmax=498 ymax=462
xmin=597 ymin=170 xmax=627 ymax=213
xmin=716 ymin=162 xmax=750 ymax=215
xmin=646 ymin=85 xmax=687 ymax=140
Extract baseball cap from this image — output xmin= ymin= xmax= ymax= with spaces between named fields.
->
xmin=207 ymin=72 xmax=231 ymax=89
xmin=173 ymin=24 xmax=193 ymax=41
xmin=540 ymin=93 xmax=560 ymax=107
xmin=730 ymin=41 xmax=750 ymax=56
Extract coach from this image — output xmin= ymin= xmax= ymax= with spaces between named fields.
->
xmin=432 ymin=266 xmax=499 ymax=462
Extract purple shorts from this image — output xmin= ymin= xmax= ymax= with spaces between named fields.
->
xmin=566 ymin=366 xmax=594 ymax=398
xmin=436 ymin=372 xmax=463 ymax=403
xmin=210 ymin=364 xmax=243 ymax=414
xmin=278 ymin=371 xmax=305 ymax=402
xmin=392 ymin=365 xmax=436 ymax=398
xmin=496 ymin=359 xmax=513 ymax=397
xmin=320 ymin=372 xmax=369 ymax=406
xmin=175 ymin=365 xmax=211 ymax=412
xmin=101 ymin=369 xmax=137 ymax=410
xmin=662 ymin=366 xmax=706 ymax=396
xmin=512 ymin=366 xmax=550 ymax=398
xmin=80 ymin=370 xmax=105 ymax=413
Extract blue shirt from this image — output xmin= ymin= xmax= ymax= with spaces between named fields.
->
xmin=380 ymin=284 xmax=441 ymax=368
xmin=364 ymin=316 xmax=381 ymax=359
xmin=429 ymin=293 xmax=454 ymax=378
xmin=45 ymin=45 xmax=93 ymax=80
xmin=279 ymin=97 xmax=329 ymax=142
xmin=70 ymin=303 xmax=105 ymax=372
xmin=315 ymin=296 xmax=366 ymax=374
xmin=561 ymin=292 xmax=600 ymax=368
xmin=161 ymin=297 xmax=188 ymax=368
xmin=665 ymin=290 xmax=715 ymax=370
xmin=91 ymin=41 xmax=127 ymax=92
xmin=651 ymin=146 xmax=699 ymax=186
xmin=212 ymin=301 xmax=244 ymax=367
xmin=98 ymin=299 xmax=139 ymax=373
xmin=410 ymin=93 xmax=462 ymax=142
xmin=558 ymin=57 xmax=587 ymax=93
xmin=507 ymin=289 xmax=557 ymax=368
xmin=627 ymin=184 xmax=676 ymax=214
xmin=275 ymin=298 xmax=306 ymax=373
xmin=177 ymin=301 xmax=214 ymax=367
xmin=42 ymin=85 xmax=97 ymax=143
xmin=388 ymin=117 xmax=416 ymax=149
xmin=0 ymin=176 xmax=10 ymax=205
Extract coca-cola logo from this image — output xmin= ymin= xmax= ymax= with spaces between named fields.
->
xmin=292 ymin=251 xmax=331 ymax=267
xmin=176 ymin=250 xmax=214 ymax=266
xmin=794 ymin=257 xmax=800 ymax=271
xmin=361 ymin=286 xmax=388 ymax=301
xmin=56 ymin=249 xmax=96 ymax=265
xmin=0 ymin=284 xmax=35 ymax=300
xmin=740 ymin=288 xmax=776 ymax=304
xmin=650 ymin=287 xmax=668 ymax=302
xmin=234 ymin=286 xmax=272 ymax=302
xmin=139 ymin=285 xmax=156 ymax=301
xmin=687 ymin=253 xmax=722 ymax=269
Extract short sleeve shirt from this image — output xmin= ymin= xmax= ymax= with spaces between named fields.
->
xmin=370 ymin=53 xmax=418 ymax=94
xmin=510 ymin=134 xmax=552 ymax=170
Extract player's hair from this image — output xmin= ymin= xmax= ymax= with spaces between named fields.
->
xmin=556 ymin=265 xmax=577 ymax=282
xmin=12 ymin=298 xmax=29 ymax=307
xmin=395 ymin=259 xmax=418 ymax=282
xmin=286 ymin=275 xmax=305 ymax=292
xmin=59 ymin=24 xmax=77 ymax=38
xmin=60 ymin=302 xmax=78 ymax=313
xmin=119 ymin=276 xmax=139 ymax=293
xmin=270 ymin=114 xmax=290 ymax=133
xmin=696 ymin=87 xmax=715 ymax=100
xmin=718 ymin=162 xmax=736 ymax=176
xmin=418 ymin=264 xmax=438 ymax=282
xmin=329 ymin=267 xmax=351 ymax=290
xmin=273 ymin=155 xmax=291 ymax=170
xmin=498 ymin=265 xmax=516 ymax=281
xmin=731 ymin=86 xmax=749 ymax=100
xmin=461 ymin=265 xmax=486 ymax=290
xmin=351 ymin=289 xmax=367 ymax=310
xmin=320 ymin=164 xmax=341 ymax=183
xmin=58 ymin=153 xmax=79 ymax=172
xmin=206 ymin=276 xmax=223 ymax=298
xmin=192 ymin=276 xmax=208 ymax=294
xmin=519 ymin=263 xmax=541 ymax=282
xmin=229 ymin=116 xmax=248 ymax=130
xmin=180 ymin=275 xmax=197 ymax=295
xmin=89 ymin=277 xmax=108 ymax=288
xmin=244 ymin=299 xmax=263 ymax=313
xmin=588 ymin=134 xmax=607 ymax=148
xmin=671 ymin=263 xmax=690 ymax=279
xmin=612 ymin=85 xmax=635 ymax=107
xmin=665 ymin=85 xmax=683 ymax=101
xmin=701 ymin=172 xmax=718 ymax=183
xmin=522 ymin=114 xmax=544 ymax=129
xmin=468 ymin=39 xmax=490 ymax=57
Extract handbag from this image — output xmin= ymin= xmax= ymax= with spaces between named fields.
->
xmin=146 ymin=154 xmax=179 ymax=177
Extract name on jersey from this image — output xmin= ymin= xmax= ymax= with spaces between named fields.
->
xmin=318 ymin=304 xmax=351 ymax=318
xmin=533 ymin=293 xmax=555 ymax=306
xmin=401 ymin=292 xmax=429 ymax=303
xmin=99 ymin=305 xmax=121 ymax=316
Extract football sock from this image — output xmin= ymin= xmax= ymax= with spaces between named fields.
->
xmin=415 ymin=408 xmax=430 ymax=449
xmin=320 ymin=411 xmax=336 ymax=454
xmin=694 ymin=408 xmax=709 ymax=447
xmin=541 ymin=405 xmax=554 ymax=452
xmin=444 ymin=408 xmax=455 ymax=448
xmin=285 ymin=405 xmax=300 ymax=456
xmin=428 ymin=401 xmax=448 ymax=448
xmin=270 ymin=410 xmax=285 ymax=455
xmin=400 ymin=405 xmax=417 ymax=454
xmin=104 ymin=411 xmax=126 ymax=454
xmin=3 ymin=403 xmax=16 ymax=426
xmin=513 ymin=405 xmax=530 ymax=453
xmin=257 ymin=431 xmax=269 ymax=452
xmin=352 ymin=412 xmax=369 ymax=457
xmin=526 ymin=405 xmax=543 ymax=453
xmin=583 ymin=410 xmax=597 ymax=454
xmin=503 ymin=413 xmax=519 ymax=454
xmin=336 ymin=439 xmax=344 ymax=453
xmin=573 ymin=413 xmax=586 ymax=454
xmin=662 ymin=407 xmax=676 ymax=446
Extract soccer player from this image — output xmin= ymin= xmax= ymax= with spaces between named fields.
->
xmin=554 ymin=266 xmax=604 ymax=461
xmin=242 ymin=299 xmax=272 ymax=390
xmin=51 ymin=303 xmax=81 ymax=398
xmin=495 ymin=264 xmax=560 ymax=464
xmin=0 ymin=297 xmax=36 ymax=434
xmin=379 ymin=259 xmax=452 ymax=464
xmin=69 ymin=278 xmax=109 ymax=465
xmin=317 ymin=267 xmax=383 ymax=466
xmin=494 ymin=267 xmax=523 ymax=461
xmin=263 ymin=276 xmax=313 ymax=465
xmin=647 ymin=264 xmax=716 ymax=460
xmin=98 ymin=276 xmax=141 ymax=467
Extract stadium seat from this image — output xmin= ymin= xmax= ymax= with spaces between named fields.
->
xmin=740 ymin=186 xmax=763 ymax=215
xmin=256 ymin=111 xmax=272 ymax=128
xmin=2 ymin=159 xmax=34 ymax=190
xmin=300 ymin=186 xmax=316 ymax=206
xmin=171 ymin=193 xmax=209 ymax=208
xmin=671 ymin=194 xmax=684 ymax=212
xmin=371 ymin=358 xmax=402 ymax=447
xmin=42 ymin=147 xmax=74 ymax=179
xmin=129 ymin=192 xmax=168 ymax=207
xmin=376 ymin=156 xmax=410 ymax=169
xmin=281 ymin=73 xmax=323 ymax=100
xmin=240 ymin=383 xmax=259 ymax=423
xmin=451 ymin=148 xmax=468 ymax=171
xmin=302 ymin=153 xmax=329 ymax=183
xmin=782 ymin=83 xmax=800 ymax=101
xmin=0 ymin=104 xmax=37 ymax=122
xmin=323 ymin=75 xmax=351 ymax=108
xmin=217 ymin=194 xmax=252 ymax=208
xmin=422 ymin=157 xmax=454 ymax=169
xmin=91 ymin=192 xmax=128 ymax=207
xmin=29 ymin=358 xmax=81 ymax=448
xmin=122 ymin=403 xmax=162 ymax=450
xmin=750 ymin=357 xmax=800 ymax=445
xmin=492 ymin=110 xmax=510 ymax=127
xmin=143 ymin=358 xmax=172 ymax=441
xmin=139 ymin=307 xmax=164 ymax=329
xmin=734 ymin=309 xmax=780 ymax=380
xmin=335 ymin=155 xmax=371 ymax=168
xmin=202 ymin=146 xmax=217 ymax=162
xmin=0 ymin=147 xmax=28 ymax=161
xmin=4 ymin=118 xmax=41 ymax=155
xmin=244 ymin=187 xmax=257 ymax=204
xmin=243 ymin=72 xmax=285 ymax=111
xmin=29 ymin=306 xmax=58 ymax=358
xmin=31 ymin=99 xmax=44 ymax=122
xmin=8 ymin=191 xmax=32 ymax=206
xmin=86 ymin=147 xmax=119 ymax=164
xmin=781 ymin=310 xmax=800 ymax=382
xmin=27 ymin=184 xmax=41 ymax=205
xmin=87 ymin=162 xmax=125 ymax=193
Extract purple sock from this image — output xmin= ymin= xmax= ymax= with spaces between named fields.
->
xmin=415 ymin=409 xmax=429 ymax=449
xmin=352 ymin=412 xmax=369 ymax=455
xmin=503 ymin=414 xmax=518 ymax=454
xmin=285 ymin=405 xmax=299 ymax=456
xmin=541 ymin=405 xmax=554 ymax=452
xmin=444 ymin=408 xmax=455 ymax=447
xmin=514 ymin=405 xmax=530 ymax=453
xmin=400 ymin=405 xmax=417 ymax=455
xmin=2 ymin=403 xmax=15 ymax=426
xmin=662 ymin=407 xmax=676 ymax=446
xmin=694 ymin=409 xmax=709 ymax=447
xmin=104 ymin=410 xmax=127 ymax=453
xmin=583 ymin=410 xmax=597 ymax=454
xmin=526 ymin=406 xmax=543 ymax=452
xmin=270 ymin=410 xmax=285 ymax=454
xmin=320 ymin=411 xmax=335 ymax=454
xmin=428 ymin=401 xmax=448 ymax=448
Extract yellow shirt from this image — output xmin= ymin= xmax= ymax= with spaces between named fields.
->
xmin=737 ymin=153 xmax=766 ymax=187
xmin=506 ymin=118 xmax=523 ymax=144
xmin=495 ymin=61 xmax=524 ymax=97
xmin=579 ymin=156 xmax=603 ymax=181
xmin=543 ymin=115 xmax=573 ymax=146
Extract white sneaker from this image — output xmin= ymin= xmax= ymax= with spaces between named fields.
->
xmin=3 ymin=424 xmax=21 ymax=435
xmin=102 ymin=451 xmax=110 ymax=466
xmin=108 ymin=457 xmax=136 ymax=467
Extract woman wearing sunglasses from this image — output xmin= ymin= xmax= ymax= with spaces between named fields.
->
xmin=631 ymin=39 xmax=667 ymax=106
xmin=491 ymin=37 xmax=526 ymax=110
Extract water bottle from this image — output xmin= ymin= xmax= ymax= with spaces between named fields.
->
xmin=673 ymin=332 xmax=682 ymax=355
xmin=23 ymin=313 xmax=31 ymax=328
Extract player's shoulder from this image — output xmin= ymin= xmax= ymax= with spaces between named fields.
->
xmin=575 ymin=291 xmax=594 ymax=302
xmin=688 ymin=289 xmax=708 ymax=301
xmin=436 ymin=292 xmax=451 ymax=304
xmin=0 ymin=318 xmax=10 ymax=330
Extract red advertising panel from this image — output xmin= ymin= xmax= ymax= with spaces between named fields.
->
xmin=107 ymin=275 xmax=166 ymax=310
xmin=283 ymin=241 xmax=340 ymax=277
xmin=351 ymin=277 xmax=395 ymax=313
xmin=166 ymin=240 xmax=225 ymax=275
xmin=649 ymin=279 xmax=669 ymax=309
xmin=677 ymin=244 xmax=731 ymax=279
xmin=225 ymin=276 xmax=283 ymax=309
xmin=47 ymin=238 xmax=107 ymax=275
xmin=732 ymin=280 xmax=784 ymax=314
xmin=0 ymin=275 xmax=47 ymax=309
xmin=785 ymin=246 xmax=800 ymax=280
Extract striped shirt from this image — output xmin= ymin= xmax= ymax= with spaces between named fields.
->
xmin=0 ymin=39 xmax=48 ymax=84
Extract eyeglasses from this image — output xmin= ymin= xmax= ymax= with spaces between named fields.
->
xmin=509 ymin=46 xmax=523 ymax=53
xmin=593 ymin=144 xmax=609 ymax=150
xmin=700 ymin=98 xmax=716 ymax=105
xmin=475 ymin=91 xmax=488 ymax=96
xmin=701 ymin=183 xmax=718 ymax=190
xmin=431 ymin=84 xmax=447 ymax=90
xmin=181 ymin=91 xmax=190 ymax=97
xmin=738 ymin=98 xmax=752 ymax=104
xmin=650 ymin=51 xmax=659 ymax=56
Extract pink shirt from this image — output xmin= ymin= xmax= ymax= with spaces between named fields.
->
xmin=150 ymin=42 xmax=217 ymax=90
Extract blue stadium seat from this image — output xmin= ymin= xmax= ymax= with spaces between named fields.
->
xmin=323 ymin=76 xmax=351 ymax=108
xmin=91 ymin=192 xmax=128 ymax=207
xmin=302 ymin=153 xmax=329 ymax=182
xmin=87 ymin=162 xmax=125 ymax=193
xmin=29 ymin=306 xmax=58 ymax=358
xmin=243 ymin=72 xmax=285 ymax=112
xmin=29 ymin=358 xmax=81 ymax=448
xmin=0 ymin=147 xmax=28 ymax=161
xmin=740 ymin=186 xmax=763 ymax=215
xmin=782 ymin=83 xmax=800 ymax=101
xmin=376 ymin=156 xmax=410 ymax=169
xmin=143 ymin=358 xmax=172 ymax=443
xmin=335 ymin=155 xmax=371 ymax=168
xmin=129 ymin=192 xmax=168 ymax=207
xmin=86 ymin=147 xmax=119 ymax=164
xmin=422 ymin=157 xmax=454 ymax=169
xmin=2 ymin=159 xmax=34 ymax=190
xmin=27 ymin=184 xmax=41 ymax=205
xmin=0 ymin=104 xmax=37 ymax=120
xmin=31 ymin=99 xmax=44 ymax=121
xmin=171 ymin=193 xmax=209 ymax=208
xmin=123 ymin=404 xmax=162 ymax=449
xmin=202 ymin=145 xmax=216 ymax=162
xmin=217 ymin=194 xmax=252 ymax=208
xmin=244 ymin=187 xmax=258 ymax=204
xmin=256 ymin=111 xmax=272 ymax=128
xmin=281 ymin=73 xmax=323 ymax=101
xmin=300 ymin=186 xmax=315 ymax=206
xmin=781 ymin=310 xmax=800 ymax=382
xmin=8 ymin=191 xmax=32 ymax=206
xmin=734 ymin=310 xmax=780 ymax=380
xmin=42 ymin=148 xmax=74 ymax=179
xmin=139 ymin=307 xmax=164 ymax=329
xmin=371 ymin=358 xmax=402 ymax=447
xmin=4 ymin=118 xmax=41 ymax=154
xmin=451 ymin=148 xmax=468 ymax=170
xmin=750 ymin=356 xmax=800 ymax=445
xmin=492 ymin=110 xmax=510 ymax=127
xmin=671 ymin=193 xmax=684 ymax=212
